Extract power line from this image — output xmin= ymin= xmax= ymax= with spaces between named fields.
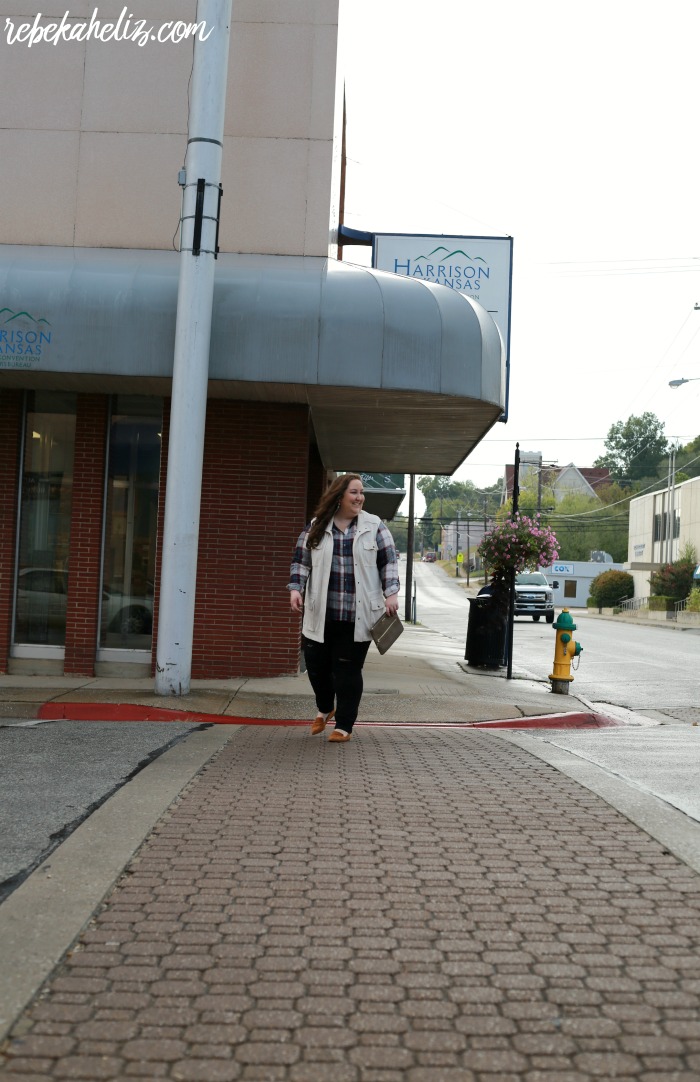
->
xmin=543 ymin=449 xmax=700 ymax=517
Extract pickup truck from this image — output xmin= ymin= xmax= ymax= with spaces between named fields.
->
xmin=514 ymin=571 xmax=556 ymax=623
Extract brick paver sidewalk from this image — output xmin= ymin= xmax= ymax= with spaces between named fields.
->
xmin=2 ymin=726 xmax=700 ymax=1081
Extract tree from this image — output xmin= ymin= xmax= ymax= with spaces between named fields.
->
xmin=417 ymin=476 xmax=462 ymax=506
xmin=389 ymin=514 xmax=418 ymax=555
xmin=418 ymin=476 xmax=503 ymax=550
xmin=649 ymin=542 xmax=698 ymax=601
xmin=594 ymin=413 xmax=668 ymax=483
xmin=549 ymin=489 xmax=630 ymax=562
xmin=649 ymin=560 xmax=696 ymax=601
xmin=671 ymin=433 xmax=700 ymax=481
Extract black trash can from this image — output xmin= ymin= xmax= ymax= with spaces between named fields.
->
xmin=465 ymin=595 xmax=507 ymax=668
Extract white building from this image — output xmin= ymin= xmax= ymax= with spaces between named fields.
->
xmin=441 ymin=517 xmax=487 ymax=568
xmin=626 ymin=475 xmax=700 ymax=598
xmin=541 ymin=560 xmax=624 ymax=608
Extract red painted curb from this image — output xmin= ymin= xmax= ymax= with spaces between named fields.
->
xmin=469 ymin=712 xmax=620 ymax=729
xmin=36 ymin=703 xmax=622 ymax=729
xmin=36 ymin=702 xmax=303 ymax=725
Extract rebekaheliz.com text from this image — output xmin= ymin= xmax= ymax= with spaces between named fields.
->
xmin=4 ymin=7 xmax=213 ymax=47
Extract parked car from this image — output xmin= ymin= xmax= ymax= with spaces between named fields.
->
xmin=15 ymin=568 xmax=153 ymax=636
xmin=102 ymin=588 xmax=153 ymax=635
xmin=421 ymin=552 xmax=437 ymax=562
xmin=15 ymin=567 xmax=67 ymax=632
xmin=514 ymin=571 xmax=555 ymax=623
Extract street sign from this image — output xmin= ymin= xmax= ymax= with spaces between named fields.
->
xmin=373 ymin=233 xmax=512 ymax=358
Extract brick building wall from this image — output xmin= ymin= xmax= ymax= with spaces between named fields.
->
xmin=0 ymin=390 xmax=24 ymax=673
xmin=4 ymin=392 xmax=312 ymax=678
xmin=152 ymin=399 xmax=311 ymax=680
xmin=64 ymin=395 xmax=109 ymax=675
xmin=191 ymin=400 xmax=310 ymax=678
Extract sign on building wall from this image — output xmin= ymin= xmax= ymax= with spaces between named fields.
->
xmin=373 ymin=233 xmax=512 ymax=356
xmin=359 ymin=473 xmax=405 ymax=492
xmin=0 ymin=306 xmax=52 ymax=369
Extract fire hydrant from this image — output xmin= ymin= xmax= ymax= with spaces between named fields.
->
xmin=549 ymin=609 xmax=582 ymax=695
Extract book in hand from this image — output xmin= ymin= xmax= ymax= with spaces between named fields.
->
xmin=370 ymin=612 xmax=404 ymax=654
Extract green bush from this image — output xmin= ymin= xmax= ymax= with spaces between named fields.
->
xmin=648 ymin=596 xmax=675 ymax=611
xmin=589 ymin=569 xmax=634 ymax=607
xmin=685 ymin=586 xmax=700 ymax=613
xmin=649 ymin=560 xmax=696 ymax=601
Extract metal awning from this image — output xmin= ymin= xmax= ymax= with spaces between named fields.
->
xmin=0 ymin=245 xmax=505 ymax=473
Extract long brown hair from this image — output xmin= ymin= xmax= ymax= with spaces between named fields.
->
xmin=306 ymin=473 xmax=362 ymax=549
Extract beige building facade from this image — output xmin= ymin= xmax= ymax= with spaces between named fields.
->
xmin=627 ymin=475 xmax=700 ymax=597
xmin=1 ymin=0 xmax=342 ymax=256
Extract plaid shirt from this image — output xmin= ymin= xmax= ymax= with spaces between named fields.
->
xmin=288 ymin=519 xmax=400 ymax=622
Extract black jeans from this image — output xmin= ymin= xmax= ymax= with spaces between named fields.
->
xmin=302 ymin=620 xmax=371 ymax=733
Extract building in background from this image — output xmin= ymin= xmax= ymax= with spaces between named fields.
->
xmin=540 ymin=560 xmax=624 ymax=609
xmin=441 ymin=518 xmax=487 ymax=569
xmin=626 ymin=474 xmax=700 ymax=598
xmin=0 ymin=0 xmax=505 ymax=678
xmin=502 ymin=457 xmax=610 ymax=507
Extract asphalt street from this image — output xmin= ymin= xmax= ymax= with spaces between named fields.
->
xmin=408 ymin=560 xmax=700 ymax=715
xmin=513 ymin=610 xmax=700 ymax=714
xmin=0 ymin=718 xmax=201 ymax=901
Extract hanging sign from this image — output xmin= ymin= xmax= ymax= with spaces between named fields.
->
xmin=373 ymin=233 xmax=512 ymax=354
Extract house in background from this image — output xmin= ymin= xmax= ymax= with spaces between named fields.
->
xmin=502 ymin=454 xmax=610 ymax=508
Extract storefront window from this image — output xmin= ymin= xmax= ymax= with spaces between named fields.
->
xmin=13 ymin=392 xmax=77 ymax=647
xmin=100 ymin=396 xmax=161 ymax=651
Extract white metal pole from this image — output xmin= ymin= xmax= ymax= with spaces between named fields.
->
xmin=664 ymin=451 xmax=672 ymax=564
xmin=668 ymin=446 xmax=677 ymax=562
xmin=155 ymin=0 xmax=233 ymax=696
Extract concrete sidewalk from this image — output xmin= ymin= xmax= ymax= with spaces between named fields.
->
xmin=2 ymin=627 xmax=700 ymax=1079
xmin=0 ymin=623 xmax=590 ymax=726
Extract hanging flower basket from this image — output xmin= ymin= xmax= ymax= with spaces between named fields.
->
xmin=478 ymin=514 xmax=559 ymax=578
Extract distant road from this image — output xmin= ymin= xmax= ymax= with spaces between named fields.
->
xmin=404 ymin=560 xmax=700 ymax=716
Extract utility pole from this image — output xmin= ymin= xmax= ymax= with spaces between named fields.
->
xmin=666 ymin=445 xmax=677 ymax=564
xmin=536 ymin=452 xmax=543 ymax=515
xmin=455 ymin=510 xmax=460 ymax=577
xmin=156 ymin=0 xmax=233 ymax=696
xmin=465 ymin=512 xmax=471 ymax=584
xmin=506 ymin=444 xmax=520 ymax=680
xmin=404 ymin=474 xmax=415 ymax=623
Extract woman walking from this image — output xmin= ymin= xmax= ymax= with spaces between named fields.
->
xmin=288 ymin=474 xmax=400 ymax=742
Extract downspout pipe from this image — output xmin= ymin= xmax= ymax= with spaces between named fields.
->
xmin=155 ymin=0 xmax=233 ymax=696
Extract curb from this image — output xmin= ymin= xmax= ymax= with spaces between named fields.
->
xmin=0 ymin=725 xmax=234 ymax=1043
xmin=37 ymin=702 xmax=624 ymax=729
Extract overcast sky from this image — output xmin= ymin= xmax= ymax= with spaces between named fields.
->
xmin=340 ymin=0 xmax=700 ymax=508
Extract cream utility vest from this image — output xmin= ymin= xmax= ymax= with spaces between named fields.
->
xmin=302 ymin=511 xmax=387 ymax=643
